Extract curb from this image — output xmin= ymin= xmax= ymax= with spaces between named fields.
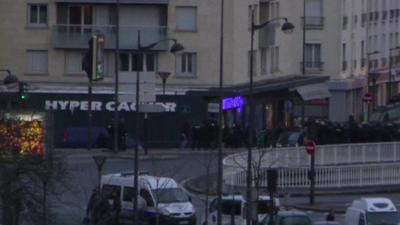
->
xmin=59 ymin=153 xmax=179 ymax=161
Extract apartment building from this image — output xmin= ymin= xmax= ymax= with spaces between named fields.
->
xmin=0 ymin=0 xmax=342 ymax=146
xmin=330 ymin=0 xmax=400 ymax=122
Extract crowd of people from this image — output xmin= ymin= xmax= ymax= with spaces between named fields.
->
xmin=180 ymin=116 xmax=400 ymax=150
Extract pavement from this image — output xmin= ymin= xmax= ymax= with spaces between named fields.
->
xmin=54 ymin=147 xmax=400 ymax=214
xmin=54 ymin=147 xmax=240 ymax=160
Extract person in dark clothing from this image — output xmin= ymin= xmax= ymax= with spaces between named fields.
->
xmin=118 ymin=120 xmax=126 ymax=151
xmin=326 ymin=208 xmax=335 ymax=221
xmin=109 ymin=190 xmax=121 ymax=225
xmin=94 ymin=194 xmax=111 ymax=225
xmin=86 ymin=188 xmax=100 ymax=220
xmin=106 ymin=121 xmax=114 ymax=150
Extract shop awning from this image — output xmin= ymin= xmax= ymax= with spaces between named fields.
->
xmin=55 ymin=0 xmax=168 ymax=4
xmin=206 ymin=75 xmax=330 ymax=97
xmin=296 ymin=83 xmax=330 ymax=101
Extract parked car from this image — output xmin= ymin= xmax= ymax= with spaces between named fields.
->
xmin=260 ymin=210 xmax=313 ymax=225
xmin=344 ymin=197 xmax=400 ymax=225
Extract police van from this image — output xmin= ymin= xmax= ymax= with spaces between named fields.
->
xmin=101 ymin=171 xmax=196 ymax=225
xmin=344 ymin=197 xmax=400 ymax=225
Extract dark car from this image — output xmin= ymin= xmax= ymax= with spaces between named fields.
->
xmin=63 ymin=127 xmax=139 ymax=148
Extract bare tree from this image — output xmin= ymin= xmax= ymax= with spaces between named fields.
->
xmin=0 ymin=112 xmax=68 ymax=225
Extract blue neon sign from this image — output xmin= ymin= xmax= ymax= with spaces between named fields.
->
xmin=223 ymin=96 xmax=245 ymax=110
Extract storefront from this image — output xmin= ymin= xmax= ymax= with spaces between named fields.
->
xmin=208 ymin=75 xmax=330 ymax=131
xmin=0 ymin=90 xmax=210 ymax=148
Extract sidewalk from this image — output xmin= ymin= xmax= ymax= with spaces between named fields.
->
xmin=54 ymin=147 xmax=243 ymax=160
xmin=183 ymin=173 xmax=400 ymax=214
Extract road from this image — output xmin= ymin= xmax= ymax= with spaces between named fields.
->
xmin=52 ymin=152 xmax=218 ymax=225
xmin=50 ymin=151 xmax=400 ymax=225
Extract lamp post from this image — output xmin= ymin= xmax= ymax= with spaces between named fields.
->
xmin=113 ymin=0 xmax=121 ymax=154
xmin=366 ymin=50 xmax=380 ymax=117
xmin=132 ymin=32 xmax=184 ymax=225
xmin=157 ymin=71 xmax=171 ymax=96
xmin=388 ymin=46 xmax=400 ymax=103
xmin=216 ymin=1 xmax=224 ymax=225
xmin=247 ymin=8 xmax=294 ymax=225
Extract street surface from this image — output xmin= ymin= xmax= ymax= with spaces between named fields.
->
xmin=51 ymin=150 xmax=400 ymax=225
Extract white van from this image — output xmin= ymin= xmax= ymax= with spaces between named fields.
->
xmin=203 ymin=194 xmax=280 ymax=225
xmin=344 ymin=197 xmax=400 ymax=225
xmin=101 ymin=172 xmax=196 ymax=225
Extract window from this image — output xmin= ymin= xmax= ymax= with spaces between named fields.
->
xmin=65 ymin=52 xmax=85 ymax=73
xmin=102 ymin=185 xmax=121 ymax=199
xmin=119 ymin=53 xmax=130 ymax=71
xmin=305 ymin=0 xmax=323 ymax=27
xmin=118 ymin=52 xmax=157 ymax=72
xmin=260 ymin=48 xmax=267 ymax=75
xmin=361 ymin=40 xmax=365 ymax=67
xmin=304 ymin=43 xmax=321 ymax=68
xmin=26 ymin=50 xmax=48 ymax=74
xmin=131 ymin=53 xmax=143 ymax=72
xmin=123 ymin=187 xmax=135 ymax=201
xmin=28 ymin=4 xmax=47 ymax=25
xmin=176 ymin=7 xmax=197 ymax=31
xmin=139 ymin=189 xmax=154 ymax=207
xmin=268 ymin=46 xmax=280 ymax=73
xmin=176 ymin=52 xmax=197 ymax=76
xmin=343 ymin=16 xmax=348 ymax=29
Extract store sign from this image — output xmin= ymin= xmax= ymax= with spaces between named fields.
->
xmin=223 ymin=96 xmax=245 ymax=110
xmin=44 ymin=100 xmax=176 ymax=112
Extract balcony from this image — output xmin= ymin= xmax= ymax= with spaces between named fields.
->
xmin=52 ymin=24 xmax=168 ymax=50
xmin=301 ymin=61 xmax=324 ymax=73
xmin=302 ymin=16 xmax=324 ymax=29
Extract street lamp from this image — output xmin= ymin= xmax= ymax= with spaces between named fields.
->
xmin=388 ymin=46 xmax=400 ymax=102
xmin=247 ymin=8 xmax=294 ymax=225
xmin=1 ymin=70 xmax=19 ymax=86
xmin=216 ymin=1 xmax=225 ymax=225
xmin=157 ymin=71 xmax=171 ymax=96
xmin=1 ymin=70 xmax=20 ymax=109
xmin=132 ymin=31 xmax=184 ymax=225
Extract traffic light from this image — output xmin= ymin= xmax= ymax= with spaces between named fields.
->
xmin=18 ymin=82 xmax=28 ymax=101
xmin=83 ymin=34 xmax=105 ymax=81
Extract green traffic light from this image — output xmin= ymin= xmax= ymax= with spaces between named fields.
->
xmin=21 ymin=94 xmax=28 ymax=100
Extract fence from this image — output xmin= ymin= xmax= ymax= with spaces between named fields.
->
xmin=223 ymin=142 xmax=400 ymax=188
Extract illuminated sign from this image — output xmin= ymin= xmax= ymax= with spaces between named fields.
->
xmin=223 ymin=96 xmax=245 ymax=110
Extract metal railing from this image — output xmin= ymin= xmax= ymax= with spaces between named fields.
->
xmin=225 ymin=163 xmax=400 ymax=188
xmin=302 ymin=16 xmax=324 ymax=29
xmin=223 ymin=142 xmax=400 ymax=188
xmin=52 ymin=24 xmax=168 ymax=50
xmin=301 ymin=61 xmax=324 ymax=72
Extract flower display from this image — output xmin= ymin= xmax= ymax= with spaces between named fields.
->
xmin=0 ymin=117 xmax=44 ymax=155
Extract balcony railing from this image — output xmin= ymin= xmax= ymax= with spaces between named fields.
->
xmin=52 ymin=24 xmax=168 ymax=50
xmin=301 ymin=61 xmax=324 ymax=73
xmin=302 ymin=16 xmax=324 ymax=29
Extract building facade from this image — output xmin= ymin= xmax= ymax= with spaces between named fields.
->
xmin=4 ymin=0 xmax=395 ymax=146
